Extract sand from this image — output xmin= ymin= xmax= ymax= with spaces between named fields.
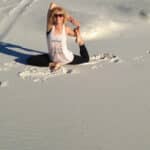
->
xmin=0 ymin=0 xmax=150 ymax=150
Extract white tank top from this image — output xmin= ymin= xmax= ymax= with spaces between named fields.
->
xmin=47 ymin=25 xmax=74 ymax=64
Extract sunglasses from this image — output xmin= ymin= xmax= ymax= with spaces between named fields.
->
xmin=54 ymin=14 xmax=64 ymax=18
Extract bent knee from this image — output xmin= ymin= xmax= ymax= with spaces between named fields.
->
xmin=84 ymin=57 xmax=89 ymax=63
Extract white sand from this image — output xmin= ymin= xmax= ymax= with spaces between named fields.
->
xmin=0 ymin=0 xmax=150 ymax=150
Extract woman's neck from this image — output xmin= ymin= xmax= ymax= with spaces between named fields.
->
xmin=54 ymin=24 xmax=63 ymax=34
xmin=55 ymin=23 xmax=63 ymax=29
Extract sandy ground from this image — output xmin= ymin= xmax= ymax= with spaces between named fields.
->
xmin=0 ymin=0 xmax=150 ymax=150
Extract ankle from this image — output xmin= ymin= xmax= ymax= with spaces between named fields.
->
xmin=78 ymin=37 xmax=84 ymax=45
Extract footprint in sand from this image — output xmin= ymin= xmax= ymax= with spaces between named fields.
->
xmin=133 ymin=56 xmax=144 ymax=62
xmin=0 ymin=80 xmax=8 ymax=88
xmin=0 ymin=61 xmax=20 ymax=71
xmin=146 ymin=50 xmax=150 ymax=54
xmin=18 ymin=66 xmax=80 ymax=82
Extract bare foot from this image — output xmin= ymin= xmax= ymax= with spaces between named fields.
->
xmin=74 ymin=28 xmax=84 ymax=45
xmin=49 ymin=62 xmax=61 ymax=72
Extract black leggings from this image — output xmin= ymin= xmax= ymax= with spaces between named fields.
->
xmin=27 ymin=53 xmax=50 ymax=67
xmin=27 ymin=45 xmax=89 ymax=67
xmin=69 ymin=45 xmax=89 ymax=64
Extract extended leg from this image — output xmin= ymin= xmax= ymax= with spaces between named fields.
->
xmin=27 ymin=54 xmax=50 ymax=67
xmin=69 ymin=28 xmax=89 ymax=64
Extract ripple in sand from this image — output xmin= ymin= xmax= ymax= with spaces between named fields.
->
xmin=19 ymin=66 xmax=80 ymax=82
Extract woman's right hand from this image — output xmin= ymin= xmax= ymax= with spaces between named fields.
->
xmin=49 ymin=2 xmax=57 ymax=10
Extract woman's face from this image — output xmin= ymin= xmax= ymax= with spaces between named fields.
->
xmin=53 ymin=11 xmax=64 ymax=25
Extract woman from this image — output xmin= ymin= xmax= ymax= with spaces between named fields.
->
xmin=47 ymin=2 xmax=89 ymax=71
xmin=27 ymin=2 xmax=89 ymax=71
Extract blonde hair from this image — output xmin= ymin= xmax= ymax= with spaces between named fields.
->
xmin=47 ymin=7 xmax=68 ymax=26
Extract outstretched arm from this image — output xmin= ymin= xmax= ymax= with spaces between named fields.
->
xmin=65 ymin=8 xmax=80 ymax=36
xmin=47 ymin=2 xmax=58 ymax=32
xmin=66 ymin=11 xmax=81 ymax=36
xmin=66 ymin=16 xmax=80 ymax=37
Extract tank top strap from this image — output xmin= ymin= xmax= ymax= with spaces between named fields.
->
xmin=51 ymin=25 xmax=55 ymax=34
xmin=62 ymin=25 xmax=66 ymax=36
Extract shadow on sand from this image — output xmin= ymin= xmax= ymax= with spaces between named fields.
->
xmin=0 ymin=42 xmax=50 ymax=67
